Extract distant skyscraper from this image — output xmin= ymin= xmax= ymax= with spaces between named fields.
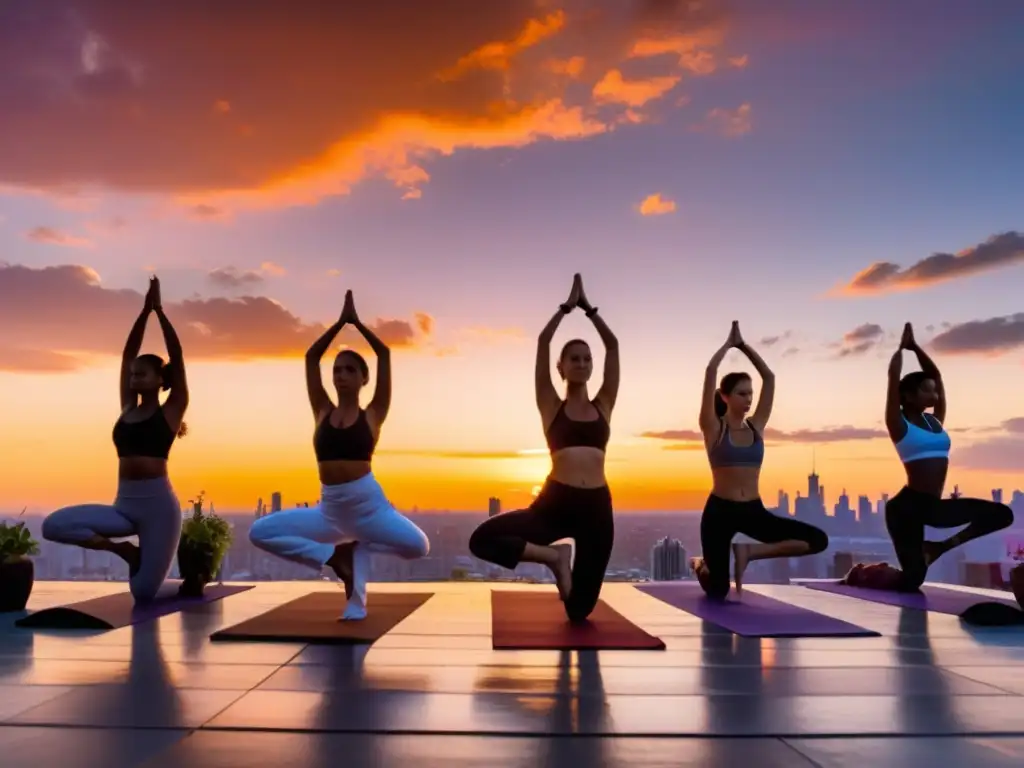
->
xmin=993 ymin=488 xmax=1003 ymax=504
xmin=650 ymin=536 xmax=686 ymax=581
xmin=488 ymin=497 xmax=501 ymax=517
xmin=271 ymin=492 xmax=282 ymax=513
xmin=255 ymin=497 xmax=264 ymax=519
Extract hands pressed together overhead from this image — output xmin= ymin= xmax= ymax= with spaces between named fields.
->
xmin=559 ymin=273 xmax=597 ymax=316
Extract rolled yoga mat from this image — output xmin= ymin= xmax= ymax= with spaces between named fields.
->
xmin=802 ymin=580 xmax=1020 ymax=616
xmin=15 ymin=582 xmax=254 ymax=630
xmin=490 ymin=591 xmax=666 ymax=650
xmin=636 ymin=582 xmax=880 ymax=638
xmin=210 ymin=591 xmax=434 ymax=644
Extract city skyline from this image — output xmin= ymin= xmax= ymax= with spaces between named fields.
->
xmin=2 ymin=1 xmax=1024 ymax=511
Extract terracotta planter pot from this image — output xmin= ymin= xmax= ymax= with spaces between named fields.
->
xmin=0 ymin=557 xmax=34 ymax=612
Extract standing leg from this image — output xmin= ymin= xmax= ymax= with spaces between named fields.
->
xmin=733 ymin=501 xmax=829 ymax=593
xmin=468 ymin=500 xmax=572 ymax=598
xmin=695 ymin=496 xmax=739 ymax=600
xmin=249 ymin=506 xmax=343 ymax=571
xmin=885 ymin=493 xmax=928 ymax=591
xmin=562 ymin=494 xmax=615 ymax=623
xmin=922 ymin=497 xmax=1014 ymax=565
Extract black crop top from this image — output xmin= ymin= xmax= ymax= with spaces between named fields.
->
xmin=314 ymin=409 xmax=376 ymax=462
xmin=112 ymin=408 xmax=175 ymax=460
xmin=545 ymin=401 xmax=610 ymax=453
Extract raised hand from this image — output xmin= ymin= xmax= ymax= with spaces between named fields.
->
xmin=727 ymin=320 xmax=744 ymax=348
xmin=561 ymin=273 xmax=582 ymax=312
xmin=339 ymin=290 xmax=358 ymax=325
xmin=576 ymin=274 xmax=593 ymax=312
xmin=900 ymin=322 xmax=915 ymax=349
xmin=144 ymin=275 xmax=162 ymax=311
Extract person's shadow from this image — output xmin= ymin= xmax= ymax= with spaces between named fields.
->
xmin=698 ymin=620 xmax=769 ymax=738
xmin=474 ymin=649 xmax=610 ymax=767
xmin=893 ymin=606 xmax=958 ymax=735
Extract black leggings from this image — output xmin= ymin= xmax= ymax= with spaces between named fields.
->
xmin=468 ymin=479 xmax=614 ymax=622
xmin=699 ymin=494 xmax=829 ymax=599
xmin=885 ymin=486 xmax=1014 ymax=591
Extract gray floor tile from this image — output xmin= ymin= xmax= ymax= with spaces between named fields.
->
xmin=786 ymin=736 xmax=1024 ymax=767
xmin=0 ymin=726 xmax=189 ymax=768
xmin=142 ymin=730 xmax=816 ymax=767
xmin=0 ymin=684 xmax=75 ymax=720
xmin=8 ymin=684 xmax=246 ymax=728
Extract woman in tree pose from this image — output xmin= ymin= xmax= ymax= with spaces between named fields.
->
xmin=692 ymin=321 xmax=828 ymax=598
xmin=249 ymin=290 xmax=429 ymax=620
xmin=469 ymin=273 xmax=619 ymax=622
xmin=843 ymin=323 xmax=1012 ymax=592
xmin=42 ymin=276 xmax=188 ymax=602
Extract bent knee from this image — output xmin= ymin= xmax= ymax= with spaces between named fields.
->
xmin=407 ymin=532 xmax=430 ymax=559
xmin=248 ymin=521 xmax=271 ymax=548
xmin=41 ymin=515 xmax=61 ymax=542
xmin=698 ymin=569 xmax=730 ymax=600
xmin=807 ymin=529 xmax=829 ymax=555
xmin=993 ymin=504 xmax=1014 ymax=530
xmin=468 ymin=527 xmax=489 ymax=559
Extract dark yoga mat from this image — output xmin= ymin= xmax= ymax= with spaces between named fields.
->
xmin=803 ymin=581 xmax=1019 ymax=615
xmin=15 ymin=582 xmax=254 ymax=630
xmin=210 ymin=591 xmax=433 ymax=644
xmin=636 ymin=582 xmax=879 ymax=637
xmin=491 ymin=591 xmax=666 ymax=650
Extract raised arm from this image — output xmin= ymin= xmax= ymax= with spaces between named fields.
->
xmin=305 ymin=305 xmax=347 ymax=419
xmin=350 ymin=298 xmax=392 ymax=425
xmin=577 ymin=279 xmax=619 ymax=415
xmin=884 ymin=342 xmax=906 ymax=444
xmin=699 ymin=339 xmax=732 ymax=437
xmin=905 ymin=326 xmax=945 ymax=423
xmin=536 ymin=274 xmax=581 ymax=424
xmin=120 ymin=297 xmax=151 ymax=410
xmin=149 ymin=279 xmax=188 ymax=429
xmin=735 ymin=329 xmax=775 ymax=432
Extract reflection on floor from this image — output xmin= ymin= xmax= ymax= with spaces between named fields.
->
xmin=2 ymin=581 xmax=1024 ymax=767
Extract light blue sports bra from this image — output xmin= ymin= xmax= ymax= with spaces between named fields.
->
xmin=894 ymin=413 xmax=950 ymax=463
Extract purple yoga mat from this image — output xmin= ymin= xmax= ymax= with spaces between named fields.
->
xmin=636 ymin=582 xmax=879 ymax=637
xmin=16 ymin=582 xmax=254 ymax=630
xmin=802 ymin=581 xmax=1018 ymax=615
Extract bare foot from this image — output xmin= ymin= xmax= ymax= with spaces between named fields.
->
xmin=549 ymin=544 xmax=574 ymax=601
xmin=327 ymin=542 xmax=356 ymax=599
xmin=112 ymin=541 xmax=140 ymax=577
xmin=732 ymin=543 xmax=751 ymax=597
xmin=922 ymin=541 xmax=944 ymax=568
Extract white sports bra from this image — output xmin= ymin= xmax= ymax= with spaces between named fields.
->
xmin=894 ymin=413 xmax=950 ymax=463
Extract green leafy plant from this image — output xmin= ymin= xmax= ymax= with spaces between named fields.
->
xmin=181 ymin=491 xmax=233 ymax=569
xmin=0 ymin=508 xmax=40 ymax=563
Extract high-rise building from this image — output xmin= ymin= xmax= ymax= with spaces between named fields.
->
xmin=993 ymin=488 xmax=1003 ymax=504
xmin=271 ymin=492 xmax=282 ymax=513
xmin=255 ymin=497 xmax=264 ymax=519
xmin=488 ymin=497 xmax=501 ymax=517
xmin=650 ymin=536 xmax=686 ymax=581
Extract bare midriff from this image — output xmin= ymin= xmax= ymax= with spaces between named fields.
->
xmin=711 ymin=466 xmax=761 ymax=502
xmin=118 ymin=457 xmax=168 ymax=481
xmin=318 ymin=460 xmax=373 ymax=487
xmin=549 ymin=447 xmax=607 ymax=489
xmin=904 ymin=457 xmax=948 ymax=497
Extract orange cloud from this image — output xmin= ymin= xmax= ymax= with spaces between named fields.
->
xmin=592 ymin=69 xmax=681 ymax=108
xmin=0 ymin=2 xmax=737 ymax=211
xmin=25 ymin=226 xmax=92 ymax=248
xmin=637 ymin=193 xmax=676 ymax=216
xmin=0 ymin=263 xmax=434 ymax=372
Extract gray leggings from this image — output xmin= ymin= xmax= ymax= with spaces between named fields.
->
xmin=42 ymin=477 xmax=182 ymax=602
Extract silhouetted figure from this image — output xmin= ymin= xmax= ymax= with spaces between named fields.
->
xmin=692 ymin=321 xmax=827 ymax=598
xmin=42 ymin=276 xmax=188 ymax=602
xmin=248 ymin=290 xmax=428 ymax=620
xmin=469 ymin=274 xmax=619 ymax=622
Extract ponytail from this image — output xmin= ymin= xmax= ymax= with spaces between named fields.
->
xmin=713 ymin=390 xmax=727 ymax=418
xmin=177 ymin=421 xmax=188 ymax=439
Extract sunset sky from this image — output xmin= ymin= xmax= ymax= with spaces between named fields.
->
xmin=2 ymin=0 xmax=1023 ymax=515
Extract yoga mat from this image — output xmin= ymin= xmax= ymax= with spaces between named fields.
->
xmin=636 ymin=582 xmax=880 ymax=638
xmin=15 ymin=582 xmax=253 ymax=630
xmin=210 ymin=591 xmax=433 ymax=644
xmin=490 ymin=591 xmax=666 ymax=650
xmin=803 ymin=581 xmax=1019 ymax=615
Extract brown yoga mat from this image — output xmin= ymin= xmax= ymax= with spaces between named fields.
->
xmin=210 ymin=591 xmax=434 ymax=644
xmin=491 ymin=591 xmax=666 ymax=650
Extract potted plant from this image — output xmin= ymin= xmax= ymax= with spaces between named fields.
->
xmin=177 ymin=491 xmax=233 ymax=597
xmin=0 ymin=509 xmax=40 ymax=612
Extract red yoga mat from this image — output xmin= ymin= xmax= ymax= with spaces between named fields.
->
xmin=490 ymin=591 xmax=665 ymax=650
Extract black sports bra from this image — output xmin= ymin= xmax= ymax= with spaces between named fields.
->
xmin=112 ymin=408 xmax=175 ymax=459
xmin=545 ymin=401 xmax=610 ymax=453
xmin=314 ymin=409 xmax=376 ymax=462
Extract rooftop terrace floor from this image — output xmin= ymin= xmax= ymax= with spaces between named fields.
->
xmin=2 ymin=580 xmax=1024 ymax=766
